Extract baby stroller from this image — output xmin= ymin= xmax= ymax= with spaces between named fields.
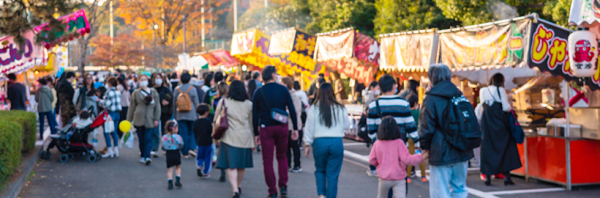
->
xmin=40 ymin=107 xmax=108 ymax=163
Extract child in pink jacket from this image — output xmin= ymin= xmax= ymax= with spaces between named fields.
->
xmin=369 ymin=116 xmax=428 ymax=198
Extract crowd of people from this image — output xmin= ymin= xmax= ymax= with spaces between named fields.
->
xmin=4 ymin=62 xmax=524 ymax=198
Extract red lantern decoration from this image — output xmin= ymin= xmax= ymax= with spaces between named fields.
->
xmin=568 ymin=30 xmax=599 ymax=77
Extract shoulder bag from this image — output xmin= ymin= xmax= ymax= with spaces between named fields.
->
xmin=261 ymin=88 xmax=289 ymax=124
xmin=212 ymin=99 xmax=229 ymax=139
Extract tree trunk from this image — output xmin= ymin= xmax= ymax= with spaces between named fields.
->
xmin=78 ymin=39 xmax=90 ymax=76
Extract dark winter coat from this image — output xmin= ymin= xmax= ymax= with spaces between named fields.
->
xmin=480 ymin=93 xmax=522 ymax=175
xmin=419 ymin=80 xmax=474 ymax=166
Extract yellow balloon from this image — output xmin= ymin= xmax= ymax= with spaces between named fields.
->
xmin=119 ymin=120 xmax=132 ymax=133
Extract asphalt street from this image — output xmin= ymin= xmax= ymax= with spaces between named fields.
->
xmin=19 ymin=131 xmax=600 ymax=198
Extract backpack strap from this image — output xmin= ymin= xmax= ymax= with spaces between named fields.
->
xmin=184 ymin=86 xmax=192 ymax=94
xmin=375 ymin=99 xmax=382 ymax=117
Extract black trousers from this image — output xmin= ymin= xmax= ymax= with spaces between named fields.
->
xmin=287 ymin=130 xmax=302 ymax=168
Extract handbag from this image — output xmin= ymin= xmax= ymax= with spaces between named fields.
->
xmin=508 ymin=110 xmax=525 ymax=144
xmin=104 ymin=116 xmax=115 ymax=133
xmin=212 ymin=99 xmax=229 ymax=139
xmin=261 ymin=88 xmax=289 ymax=124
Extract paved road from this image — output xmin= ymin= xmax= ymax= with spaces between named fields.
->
xmin=20 ymin=133 xmax=600 ymax=198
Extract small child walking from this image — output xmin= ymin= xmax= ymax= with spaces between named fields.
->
xmin=193 ymin=103 xmax=213 ymax=178
xmin=369 ymin=116 xmax=428 ymax=198
xmin=162 ymin=120 xmax=184 ymax=190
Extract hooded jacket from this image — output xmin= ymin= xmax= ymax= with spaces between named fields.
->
xmin=419 ymin=80 xmax=474 ymax=165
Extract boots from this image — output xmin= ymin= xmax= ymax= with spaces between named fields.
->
xmin=113 ymin=147 xmax=119 ymax=157
xmin=102 ymin=147 xmax=114 ymax=158
xmin=175 ymin=176 xmax=182 ymax=188
xmin=168 ymin=180 xmax=173 ymax=190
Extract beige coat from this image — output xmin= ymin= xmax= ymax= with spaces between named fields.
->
xmin=215 ymin=98 xmax=255 ymax=148
xmin=288 ymin=90 xmax=302 ymax=131
xmin=127 ymin=88 xmax=161 ymax=128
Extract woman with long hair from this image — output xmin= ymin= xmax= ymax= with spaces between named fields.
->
xmin=215 ymin=80 xmax=255 ymax=198
xmin=152 ymin=73 xmax=173 ymax=157
xmin=303 ymin=83 xmax=351 ymax=198
xmin=479 ymin=73 xmax=521 ymax=186
xmin=127 ymin=74 xmax=161 ymax=165
xmin=73 ymin=73 xmax=98 ymax=114
xmin=247 ymin=79 xmax=258 ymax=100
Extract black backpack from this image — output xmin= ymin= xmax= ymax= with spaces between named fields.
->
xmin=439 ymin=95 xmax=482 ymax=151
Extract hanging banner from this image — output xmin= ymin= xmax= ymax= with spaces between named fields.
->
xmin=314 ymin=30 xmax=354 ymax=61
xmin=211 ymin=50 xmax=239 ymax=68
xmin=268 ymin=28 xmax=296 ymax=55
xmin=0 ymin=30 xmax=46 ymax=75
xmin=231 ymin=30 xmax=256 ymax=56
xmin=439 ymin=20 xmax=531 ymax=70
xmin=34 ymin=9 xmax=90 ymax=49
xmin=380 ymin=32 xmax=436 ymax=71
xmin=354 ymin=32 xmax=380 ymax=67
xmin=323 ymin=58 xmax=376 ymax=84
xmin=527 ymin=20 xmax=600 ymax=90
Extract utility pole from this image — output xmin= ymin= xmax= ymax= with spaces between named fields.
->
xmin=153 ymin=25 xmax=158 ymax=68
xmin=265 ymin=0 xmax=268 ymax=8
xmin=233 ymin=0 xmax=237 ymax=32
xmin=201 ymin=0 xmax=205 ymax=50
xmin=182 ymin=15 xmax=186 ymax=54
xmin=110 ymin=0 xmax=114 ymax=45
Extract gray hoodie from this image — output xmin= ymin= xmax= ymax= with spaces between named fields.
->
xmin=35 ymin=86 xmax=54 ymax=113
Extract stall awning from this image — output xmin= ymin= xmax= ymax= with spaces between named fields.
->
xmin=314 ymin=28 xmax=380 ymax=84
xmin=568 ymin=0 xmax=600 ymax=26
xmin=34 ymin=9 xmax=90 ymax=49
xmin=177 ymin=53 xmax=208 ymax=71
xmin=0 ymin=30 xmax=46 ymax=76
xmin=211 ymin=50 xmax=239 ymax=68
xmin=379 ymin=30 xmax=438 ymax=72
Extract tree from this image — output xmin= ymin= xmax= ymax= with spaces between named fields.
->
xmin=434 ymin=0 xmax=571 ymax=26
xmin=238 ymin=2 xmax=312 ymax=34
xmin=306 ymin=0 xmax=376 ymax=37
xmin=0 ymin=0 xmax=84 ymax=46
xmin=87 ymin=34 xmax=146 ymax=67
xmin=76 ymin=0 xmax=110 ymax=75
xmin=373 ymin=0 xmax=459 ymax=36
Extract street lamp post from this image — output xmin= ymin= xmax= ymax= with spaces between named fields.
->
xmin=153 ymin=24 xmax=158 ymax=68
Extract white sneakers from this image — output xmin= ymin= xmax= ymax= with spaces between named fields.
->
xmin=139 ymin=157 xmax=152 ymax=165
xmin=366 ymin=169 xmax=378 ymax=177
xmin=188 ymin=150 xmax=197 ymax=157
xmin=150 ymin=151 xmax=158 ymax=157
xmin=102 ymin=148 xmax=115 ymax=158
xmin=102 ymin=147 xmax=119 ymax=158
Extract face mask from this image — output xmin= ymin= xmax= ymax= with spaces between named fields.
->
xmin=154 ymin=79 xmax=163 ymax=86
xmin=374 ymin=90 xmax=381 ymax=95
xmin=139 ymin=80 xmax=148 ymax=88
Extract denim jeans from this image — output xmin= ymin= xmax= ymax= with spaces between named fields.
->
xmin=177 ymin=120 xmax=196 ymax=155
xmin=312 ymin=138 xmax=344 ymax=198
xmin=136 ymin=126 xmax=154 ymax=158
xmin=196 ymin=145 xmax=213 ymax=174
xmin=429 ymin=161 xmax=469 ymax=198
xmin=38 ymin=111 xmax=57 ymax=139
xmin=105 ymin=111 xmax=120 ymax=147
xmin=151 ymin=123 xmax=161 ymax=152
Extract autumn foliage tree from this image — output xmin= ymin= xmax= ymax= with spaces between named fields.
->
xmin=87 ymin=34 xmax=146 ymax=68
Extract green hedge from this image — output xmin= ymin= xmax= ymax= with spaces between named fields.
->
xmin=0 ymin=111 xmax=37 ymax=153
xmin=0 ymin=120 xmax=23 ymax=189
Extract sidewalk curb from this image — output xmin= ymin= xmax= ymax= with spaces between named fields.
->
xmin=0 ymin=146 xmax=42 ymax=198
xmin=343 ymin=150 xmax=369 ymax=163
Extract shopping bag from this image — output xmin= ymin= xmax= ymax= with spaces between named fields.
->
xmin=120 ymin=131 xmax=134 ymax=148
xmin=104 ymin=116 xmax=115 ymax=133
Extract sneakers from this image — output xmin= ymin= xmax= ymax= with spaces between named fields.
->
xmin=188 ymin=150 xmax=197 ymax=157
xmin=290 ymin=166 xmax=303 ymax=173
xmin=145 ymin=158 xmax=152 ymax=165
xmin=151 ymin=151 xmax=158 ymax=158
xmin=366 ymin=169 xmax=377 ymax=177
xmin=182 ymin=155 xmax=191 ymax=159
xmin=421 ymin=176 xmax=428 ymax=183
xmin=140 ymin=158 xmax=146 ymax=164
xmin=204 ymin=174 xmax=211 ymax=179
xmin=280 ymin=186 xmax=287 ymax=196
xmin=197 ymin=168 xmax=204 ymax=177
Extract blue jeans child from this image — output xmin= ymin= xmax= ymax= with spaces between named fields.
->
xmin=196 ymin=145 xmax=213 ymax=174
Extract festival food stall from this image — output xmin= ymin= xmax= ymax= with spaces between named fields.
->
xmin=313 ymin=28 xmax=380 ymax=139
xmin=379 ymin=29 xmax=439 ymax=103
xmin=231 ymin=28 xmax=290 ymax=77
xmin=268 ymin=28 xmax=322 ymax=89
xmin=439 ymin=13 xmax=600 ymax=189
